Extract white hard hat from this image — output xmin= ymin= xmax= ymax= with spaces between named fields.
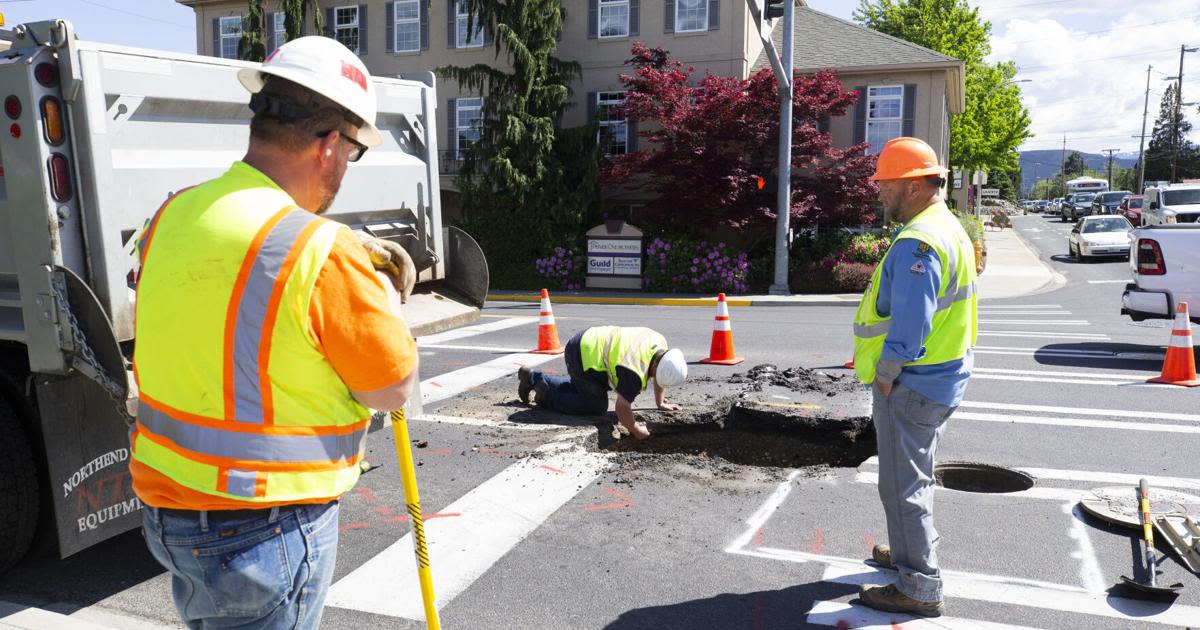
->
xmin=654 ymin=348 xmax=687 ymax=388
xmin=237 ymin=36 xmax=382 ymax=147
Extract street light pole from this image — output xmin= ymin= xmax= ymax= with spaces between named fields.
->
xmin=767 ymin=0 xmax=794 ymax=295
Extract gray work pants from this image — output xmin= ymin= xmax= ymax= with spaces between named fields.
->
xmin=872 ymin=382 xmax=955 ymax=602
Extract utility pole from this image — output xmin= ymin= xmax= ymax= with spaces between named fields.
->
xmin=756 ymin=0 xmax=793 ymax=295
xmin=1137 ymin=65 xmax=1151 ymax=193
xmin=1101 ymin=149 xmax=1119 ymax=189
xmin=1060 ymin=135 xmax=1067 ymax=198
xmin=1171 ymin=45 xmax=1199 ymax=182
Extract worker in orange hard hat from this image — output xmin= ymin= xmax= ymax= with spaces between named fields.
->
xmin=851 ymin=137 xmax=978 ymax=618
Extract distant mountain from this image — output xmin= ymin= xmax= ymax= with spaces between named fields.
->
xmin=1019 ymin=150 xmax=1138 ymax=193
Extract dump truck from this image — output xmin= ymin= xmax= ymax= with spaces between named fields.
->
xmin=0 ymin=19 xmax=486 ymax=573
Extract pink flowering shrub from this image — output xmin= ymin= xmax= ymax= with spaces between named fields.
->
xmin=535 ymin=245 xmax=585 ymax=291
xmin=644 ymin=237 xmax=749 ymax=294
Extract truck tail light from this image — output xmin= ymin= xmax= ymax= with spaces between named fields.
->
xmin=4 ymin=95 xmax=20 ymax=119
xmin=34 ymin=62 xmax=59 ymax=88
xmin=1136 ymin=239 xmax=1165 ymax=275
xmin=48 ymin=153 xmax=72 ymax=201
xmin=41 ymin=97 xmax=65 ymax=145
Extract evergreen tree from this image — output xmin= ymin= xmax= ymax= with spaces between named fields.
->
xmin=240 ymin=0 xmax=326 ymax=62
xmin=437 ymin=1 xmax=598 ymax=269
xmin=1063 ymin=151 xmax=1087 ymax=178
xmin=1145 ymin=83 xmax=1200 ymax=182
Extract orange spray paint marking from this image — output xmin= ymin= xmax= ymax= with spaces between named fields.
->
xmin=809 ymin=528 xmax=825 ymax=554
xmin=586 ymin=487 xmax=633 ymax=511
xmin=339 ymin=521 xmax=370 ymax=532
xmin=753 ymin=527 xmax=766 ymax=546
xmin=539 ymin=465 xmax=566 ymax=474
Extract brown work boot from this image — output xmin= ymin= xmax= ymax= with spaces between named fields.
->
xmin=532 ymin=381 xmax=549 ymax=407
xmin=871 ymin=544 xmax=894 ymax=569
xmin=518 ymin=367 xmax=533 ymax=403
xmin=858 ymin=584 xmax=944 ymax=618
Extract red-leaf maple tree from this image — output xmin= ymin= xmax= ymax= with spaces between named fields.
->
xmin=601 ymin=43 xmax=879 ymax=242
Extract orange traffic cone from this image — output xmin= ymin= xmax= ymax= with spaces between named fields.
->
xmin=1149 ymin=301 xmax=1200 ymax=387
xmin=700 ymin=293 xmax=744 ymax=365
xmin=844 ymin=359 xmax=855 ymax=369
xmin=530 ymin=288 xmax=565 ymax=355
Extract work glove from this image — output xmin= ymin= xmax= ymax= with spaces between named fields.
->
xmin=360 ymin=237 xmax=416 ymax=303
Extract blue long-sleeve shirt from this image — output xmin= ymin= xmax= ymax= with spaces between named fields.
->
xmin=874 ymin=237 xmax=972 ymax=407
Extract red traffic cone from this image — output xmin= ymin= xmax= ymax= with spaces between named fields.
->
xmin=531 ymin=288 xmax=565 ymax=355
xmin=700 ymin=293 xmax=744 ymax=365
xmin=1149 ymin=301 xmax=1200 ymax=387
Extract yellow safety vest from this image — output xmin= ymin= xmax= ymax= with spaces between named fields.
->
xmin=852 ymin=201 xmax=978 ymax=384
xmin=131 ymin=161 xmax=369 ymax=505
xmin=578 ymin=326 xmax=667 ymax=391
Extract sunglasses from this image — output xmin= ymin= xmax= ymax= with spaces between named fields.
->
xmin=319 ymin=129 xmax=368 ymax=162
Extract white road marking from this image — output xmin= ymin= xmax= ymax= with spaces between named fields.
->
xmin=977 ymin=320 xmax=1089 ymax=325
xmin=959 ymin=400 xmax=1200 ymax=423
xmin=1087 ymin=280 xmax=1129 ymax=284
xmin=953 ymin=410 xmax=1199 ymax=433
xmin=417 ymin=317 xmax=535 ymax=345
xmin=414 ymin=413 xmax=584 ymax=432
xmin=805 ymin=599 xmax=1045 ymax=629
xmin=327 ymin=444 xmax=609 ymax=620
xmin=974 ymin=348 xmax=1114 ymax=359
xmin=975 ymin=367 xmax=1140 ymax=379
xmin=853 ymin=471 xmax=1084 ymax=502
xmin=976 ymin=311 xmax=1073 ymax=315
xmin=977 ymin=330 xmax=1109 ymax=340
xmin=724 ymin=470 xmax=803 ymax=552
xmin=420 ymin=343 xmax=530 ymax=353
xmin=859 ymin=457 xmax=1200 ymax=490
xmin=977 ymin=305 xmax=1065 ymax=309
xmin=1065 ymin=502 xmax=1106 ymax=593
xmin=421 ymin=352 xmax=560 ymax=406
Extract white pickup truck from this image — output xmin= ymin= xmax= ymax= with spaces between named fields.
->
xmin=1121 ymin=224 xmax=1200 ymax=323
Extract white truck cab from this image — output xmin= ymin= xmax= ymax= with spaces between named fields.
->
xmin=1141 ymin=183 xmax=1200 ymax=226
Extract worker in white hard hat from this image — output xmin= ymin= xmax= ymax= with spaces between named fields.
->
xmin=133 ymin=36 xmax=418 ymax=629
xmin=519 ymin=326 xmax=687 ymax=439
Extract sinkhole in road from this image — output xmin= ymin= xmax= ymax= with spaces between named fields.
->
xmin=934 ymin=462 xmax=1034 ymax=494
xmin=602 ymin=365 xmax=877 ymax=469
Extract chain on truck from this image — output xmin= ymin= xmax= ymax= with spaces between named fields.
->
xmin=0 ymin=19 xmax=487 ymax=573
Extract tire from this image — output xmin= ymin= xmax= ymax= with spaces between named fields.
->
xmin=0 ymin=398 xmax=39 ymax=573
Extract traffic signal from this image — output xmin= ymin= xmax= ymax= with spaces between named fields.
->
xmin=765 ymin=0 xmax=786 ymax=20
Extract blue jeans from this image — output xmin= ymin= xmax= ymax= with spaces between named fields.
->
xmin=141 ymin=501 xmax=339 ymax=629
xmin=529 ymin=332 xmax=609 ymax=416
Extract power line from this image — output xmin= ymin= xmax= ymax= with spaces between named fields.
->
xmin=979 ymin=0 xmax=1077 ymax=12
xmin=999 ymin=16 xmax=1197 ymax=46
xmin=76 ymin=0 xmax=192 ymax=30
xmin=1019 ymin=47 xmax=1184 ymax=71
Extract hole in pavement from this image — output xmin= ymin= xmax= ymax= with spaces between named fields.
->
xmin=602 ymin=365 xmax=876 ymax=469
xmin=934 ymin=462 xmax=1034 ymax=494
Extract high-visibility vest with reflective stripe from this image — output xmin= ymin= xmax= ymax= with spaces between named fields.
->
xmin=131 ymin=162 xmax=370 ymax=506
xmin=578 ymin=326 xmax=667 ymax=391
xmin=852 ymin=201 xmax=978 ymax=384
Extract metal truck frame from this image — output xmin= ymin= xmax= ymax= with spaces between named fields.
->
xmin=0 ymin=20 xmax=485 ymax=572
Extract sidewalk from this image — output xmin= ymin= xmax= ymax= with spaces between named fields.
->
xmin=486 ymin=221 xmax=1060 ymax=307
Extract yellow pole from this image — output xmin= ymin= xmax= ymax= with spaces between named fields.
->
xmin=389 ymin=408 xmax=441 ymax=630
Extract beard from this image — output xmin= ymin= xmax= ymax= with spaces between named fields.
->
xmin=314 ymin=162 xmax=345 ymax=215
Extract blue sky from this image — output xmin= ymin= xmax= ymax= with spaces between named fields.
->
xmin=3 ymin=0 xmax=1197 ymax=157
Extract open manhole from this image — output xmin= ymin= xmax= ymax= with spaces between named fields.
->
xmin=934 ymin=462 xmax=1034 ymax=493
xmin=602 ymin=365 xmax=877 ymax=469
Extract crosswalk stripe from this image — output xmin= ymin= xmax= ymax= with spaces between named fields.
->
xmin=327 ymin=443 xmax=609 ymax=620
xmin=859 ymin=457 xmax=1200 ymax=491
xmin=853 ymin=471 xmax=1086 ymax=502
xmin=418 ymin=317 xmax=535 ymax=345
xmin=953 ymin=410 xmax=1200 ymax=434
xmin=421 ymin=352 xmax=559 ymax=406
xmin=959 ymin=400 xmax=1200 ymax=422
xmin=978 ymin=330 xmax=1108 ymax=339
xmin=420 ymin=343 xmax=530 ymax=353
xmin=806 ymin=600 xmax=1044 ymax=629
xmin=977 ymin=320 xmax=1089 ymax=325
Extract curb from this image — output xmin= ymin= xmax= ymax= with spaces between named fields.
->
xmin=485 ymin=293 xmax=861 ymax=307
xmin=1005 ymin=219 xmax=1068 ymax=296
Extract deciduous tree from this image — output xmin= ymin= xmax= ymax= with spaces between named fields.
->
xmin=600 ymin=43 xmax=878 ymax=244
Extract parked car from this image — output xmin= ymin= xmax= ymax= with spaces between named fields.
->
xmin=1036 ymin=200 xmax=1049 ymax=213
xmin=1122 ymin=223 xmax=1200 ymax=323
xmin=1051 ymin=198 xmax=1064 ymax=214
xmin=1120 ymin=195 xmax=1143 ymax=226
xmin=1068 ymin=215 xmax=1133 ymax=261
xmin=1065 ymin=192 xmax=1098 ymax=221
xmin=1142 ymin=183 xmax=1200 ymax=226
xmin=1090 ymin=190 xmax=1132 ymax=216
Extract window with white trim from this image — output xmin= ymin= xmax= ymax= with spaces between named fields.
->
xmin=394 ymin=0 xmax=421 ymax=52
xmin=218 ymin=16 xmax=242 ymax=59
xmin=599 ymin=0 xmax=630 ymax=38
xmin=596 ymin=92 xmax=628 ymax=156
xmin=456 ymin=1 xmax=484 ymax=48
xmin=333 ymin=5 xmax=360 ymax=53
xmin=272 ymin=12 xmax=286 ymax=50
xmin=676 ymin=0 xmax=708 ymax=32
xmin=866 ymin=85 xmax=903 ymax=154
xmin=456 ymin=97 xmax=484 ymax=159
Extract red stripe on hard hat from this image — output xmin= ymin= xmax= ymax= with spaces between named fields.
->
xmin=340 ymin=61 xmax=367 ymax=92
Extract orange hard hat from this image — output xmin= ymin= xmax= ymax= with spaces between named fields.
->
xmin=869 ymin=137 xmax=949 ymax=181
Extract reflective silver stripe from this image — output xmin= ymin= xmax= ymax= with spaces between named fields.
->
xmin=138 ymin=405 xmax=366 ymax=463
xmin=937 ymin=281 xmax=976 ymax=311
xmin=853 ymin=320 xmax=891 ymax=338
xmin=232 ymin=210 xmax=321 ymax=424
xmin=226 ymin=469 xmax=259 ymax=497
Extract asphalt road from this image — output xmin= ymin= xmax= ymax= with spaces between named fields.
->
xmin=3 ymin=213 xmax=1200 ymax=629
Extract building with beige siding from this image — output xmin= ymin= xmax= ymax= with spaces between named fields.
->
xmin=178 ymin=1 xmax=964 ymax=211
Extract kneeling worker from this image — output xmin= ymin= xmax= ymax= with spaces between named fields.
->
xmin=518 ymin=326 xmax=687 ymax=439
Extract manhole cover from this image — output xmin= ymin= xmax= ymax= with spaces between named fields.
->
xmin=934 ymin=462 xmax=1034 ymax=493
xmin=1079 ymin=486 xmax=1200 ymax=529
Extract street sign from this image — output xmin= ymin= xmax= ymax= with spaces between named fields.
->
xmin=981 ymin=188 xmax=1000 ymax=197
